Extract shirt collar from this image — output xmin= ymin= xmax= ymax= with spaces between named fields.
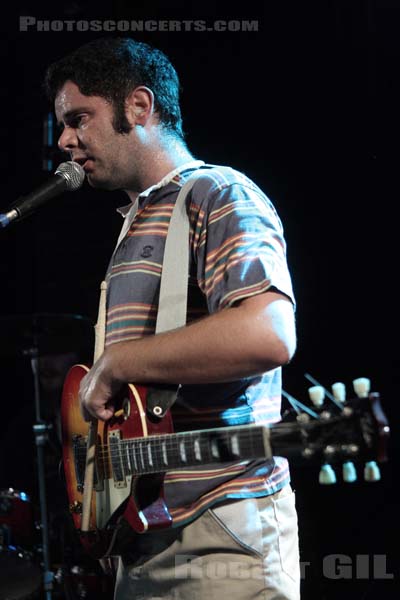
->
xmin=117 ymin=160 xmax=205 ymax=217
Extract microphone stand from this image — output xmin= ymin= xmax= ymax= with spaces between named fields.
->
xmin=26 ymin=338 xmax=54 ymax=600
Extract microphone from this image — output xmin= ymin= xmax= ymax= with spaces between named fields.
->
xmin=0 ymin=161 xmax=85 ymax=229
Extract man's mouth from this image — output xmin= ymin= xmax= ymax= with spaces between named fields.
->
xmin=73 ymin=157 xmax=93 ymax=171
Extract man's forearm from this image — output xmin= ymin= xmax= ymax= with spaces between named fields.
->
xmin=101 ymin=292 xmax=296 ymax=386
xmin=79 ymin=291 xmax=295 ymax=421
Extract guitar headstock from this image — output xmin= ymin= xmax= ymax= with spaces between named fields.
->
xmin=279 ymin=377 xmax=390 ymax=484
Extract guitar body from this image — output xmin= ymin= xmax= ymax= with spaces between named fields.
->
xmin=62 ymin=366 xmax=389 ymax=559
xmin=61 ymin=364 xmax=174 ymax=558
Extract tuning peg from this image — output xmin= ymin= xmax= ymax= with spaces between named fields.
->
xmin=352 ymin=377 xmax=371 ymax=398
xmin=319 ymin=464 xmax=336 ymax=485
xmin=332 ymin=382 xmax=346 ymax=403
xmin=342 ymin=461 xmax=357 ymax=483
xmin=308 ymin=385 xmax=325 ymax=407
xmin=364 ymin=461 xmax=381 ymax=482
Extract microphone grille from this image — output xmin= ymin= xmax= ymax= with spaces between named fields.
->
xmin=55 ymin=161 xmax=85 ymax=191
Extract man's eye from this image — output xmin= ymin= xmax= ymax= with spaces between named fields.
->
xmin=66 ymin=114 xmax=87 ymax=128
xmin=57 ymin=114 xmax=87 ymax=132
xmin=71 ymin=115 xmax=83 ymax=127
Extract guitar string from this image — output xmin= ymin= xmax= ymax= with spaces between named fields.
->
xmin=71 ymin=438 xmax=350 ymax=481
xmin=69 ymin=418 xmax=331 ymax=456
xmin=67 ymin=383 xmax=339 ymax=467
xmin=67 ymin=388 xmax=339 ymax=466
xmin=69 ymin=421 xmax=328 ymax=467
xmin=70 ymin=422 xmax=350 ymax=479
xmin=71 ymin=434 xmax=284 ymax=464
xmin=72 ymin=436 xmax=271 ymax=477
xmin=71 ymin=440 xmax=276 ymax=465
xmin=70 ymin=421 xmax=306 ymax=455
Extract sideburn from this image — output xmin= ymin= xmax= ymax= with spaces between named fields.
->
xmin=112 ymin=101 xmax=133 ymax=134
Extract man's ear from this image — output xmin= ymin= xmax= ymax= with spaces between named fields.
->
xmin=125 ymin=86 xmax=154 ymax=126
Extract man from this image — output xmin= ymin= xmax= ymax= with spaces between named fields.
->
xmin=45 ymin=37 xmax=300 ymax=599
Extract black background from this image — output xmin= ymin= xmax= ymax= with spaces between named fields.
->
xmin=0 ymin=1 xmax=399 ymax=599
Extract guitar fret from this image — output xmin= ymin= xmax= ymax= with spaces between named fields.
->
xmin=118 ymin=425 xmax=271 ymax=477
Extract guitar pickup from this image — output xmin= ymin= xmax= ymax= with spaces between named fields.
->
xmin=72 ymin=434 xmax=86 ymax=493
xmin=109 ymin=430 xmax=127 ymax=489
xmin=72 ymin=434 xmax=104 ymax=493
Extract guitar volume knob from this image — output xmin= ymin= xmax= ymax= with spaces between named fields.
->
xmin=70 ymin=501 xmax=83 ymax=514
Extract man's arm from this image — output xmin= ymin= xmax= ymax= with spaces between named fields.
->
xmin=79 ymin=290 xmax=296 ymax=421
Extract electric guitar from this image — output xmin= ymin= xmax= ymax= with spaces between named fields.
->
xmin=61 ymin=365 xmax=390 ymax=559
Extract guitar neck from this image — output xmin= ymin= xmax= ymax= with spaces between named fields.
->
xmin=109 ymin=424 xmax=273 ymax=478
xmin=94 ymin=394 xmax=387 ymax=483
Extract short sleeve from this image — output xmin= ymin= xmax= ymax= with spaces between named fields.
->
xmin=191 ymin=173 xmax=295 ymax=313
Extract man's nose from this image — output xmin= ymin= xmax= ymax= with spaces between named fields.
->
xmin=58 ymin=127 xmax=77 ymax=153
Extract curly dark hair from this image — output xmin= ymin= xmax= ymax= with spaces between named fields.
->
xmin=45 ymin=37 xmax=184 ymax=138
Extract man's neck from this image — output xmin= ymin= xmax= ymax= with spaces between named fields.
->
xmin=124 ymin=136 xmax=194 ymax=202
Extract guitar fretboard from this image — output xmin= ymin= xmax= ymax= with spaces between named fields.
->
xmin=108 ymin=425 xmax=272 ymax=479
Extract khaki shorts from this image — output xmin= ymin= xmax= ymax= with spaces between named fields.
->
xmin=114 ymin=484 xmax=300 ymax=600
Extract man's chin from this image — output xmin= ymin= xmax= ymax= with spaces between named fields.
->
xmin=86 ymin=173 xmax=118 ymax=191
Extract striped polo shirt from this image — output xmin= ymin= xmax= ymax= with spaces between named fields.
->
xmin=105 ymin=161 xmax=295 ymax=527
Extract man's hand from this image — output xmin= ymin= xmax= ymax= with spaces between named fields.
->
xmin=79 ymin=354 xmax=121 ymax=422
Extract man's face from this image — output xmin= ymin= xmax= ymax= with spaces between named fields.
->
xmin=55 ymin=81 xmax=135 ymax=190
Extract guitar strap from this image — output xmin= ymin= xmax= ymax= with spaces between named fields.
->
xmin=146 ymin=169 xmax=211 ymax=418
xmin=99 ymin=170 xmax=211 ymax=418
